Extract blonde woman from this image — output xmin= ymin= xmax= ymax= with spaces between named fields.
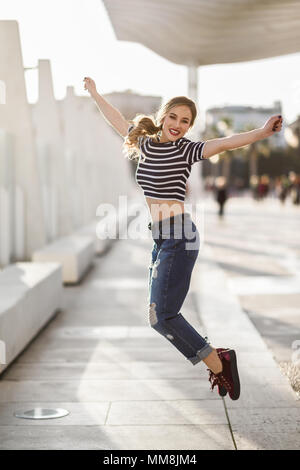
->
xmin=84 ymin=76 xmax=283 ymax=400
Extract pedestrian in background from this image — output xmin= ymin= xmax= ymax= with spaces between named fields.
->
xmin=214 ymin=176 xmax=228 ymax=217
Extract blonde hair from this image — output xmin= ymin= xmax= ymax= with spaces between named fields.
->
xmin=123 ymin=96 xmax=197 ymax=161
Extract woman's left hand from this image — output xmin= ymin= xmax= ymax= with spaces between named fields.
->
xmin=262 ymin=115 xmax=283 ymax=137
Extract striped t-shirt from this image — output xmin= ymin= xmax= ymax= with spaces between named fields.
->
xmin=127 ymin=124 xmax=206 ymax=202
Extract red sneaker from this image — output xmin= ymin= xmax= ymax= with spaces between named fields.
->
xmin=207 ymin=348 xmax=229 ymax=397
xmin=207 ymin=368 xmax=227 ymax=397
xmin=208 ymin=348 xmax=240 ymax=400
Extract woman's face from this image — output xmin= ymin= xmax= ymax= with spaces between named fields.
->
xmin=161 ymin=105 xmax=193 ymax=142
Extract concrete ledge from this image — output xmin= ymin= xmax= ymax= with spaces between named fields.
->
xmin=76 ymin=208 xmax=137 ymax=256
xmin=77 ymin=222 xmax=111 ymax=256
xmin=32 ymin=235 xmax=95 ymax=284
xmin=0 ymin=262 xmax=62 ymax=375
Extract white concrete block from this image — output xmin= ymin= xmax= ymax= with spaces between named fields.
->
xmin=76 ymin=221 xmax=111 ymax=255
xmin=0 ymin=21 xmax=47 ymax=258
xmin=0 ymin=262 xmax=62 ymax=375
xmin=76 ymin=210 xmax=133 ymax=256
xmin=32 ymin=235 xmax=95 ymax=283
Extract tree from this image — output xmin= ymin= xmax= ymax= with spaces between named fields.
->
xmin=204 ymin=115 xmax=235 ymax=182
xmin=241 ymin=122 xmax=272 ymax=180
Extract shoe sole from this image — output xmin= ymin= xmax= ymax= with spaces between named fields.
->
xmin=228 ymin=349 xmax=240 ymax=400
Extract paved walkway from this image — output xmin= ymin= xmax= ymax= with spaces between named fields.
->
xmin=0 ymin=196 xmax=299 ymax=450
xmin=203 ymin=195 xmax=300 ymax=369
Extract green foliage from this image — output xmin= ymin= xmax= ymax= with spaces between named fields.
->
xmin=258 ymin=145 xmax=300 ymax=176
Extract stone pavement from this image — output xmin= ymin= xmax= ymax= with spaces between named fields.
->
xmin=0 ymin=196 xmax=299 ymax=450
xmin=202 ymin=195 xmax=300 ymax=377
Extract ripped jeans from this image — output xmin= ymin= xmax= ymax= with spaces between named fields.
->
xmin=148 ymin=212 xmax=213 ymax=365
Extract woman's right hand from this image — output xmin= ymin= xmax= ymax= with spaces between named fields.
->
xmin=83 ymin=77 xmax=97 ymax=96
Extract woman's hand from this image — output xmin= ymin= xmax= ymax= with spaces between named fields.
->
xmin=261 ymin=114 xmax=283 ymax=138
xmin=83 ymin=77 xmax=97 ymax=96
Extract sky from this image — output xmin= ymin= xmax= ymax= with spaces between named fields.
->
xmin=1 ymin=0 xmax=300 ymax=125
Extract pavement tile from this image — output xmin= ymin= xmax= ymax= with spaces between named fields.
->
xmin=2 ymin=361 xmax=209 ymax=381
xmin=0 ymin=379 xmax=220 ymax=403
xmin=231 ymin=352 xmax=282 ymax=368
xmin=224 ymin=382 xmax=300 ymax=409
xmin=229 ymin=407 xmax=300 ymax=429
xmin=107 ymin=399 xmax=227 ymax=425
xmin=0 ymin=424 xmax=234 ymax=450
xmin=13 ymin=346 xmax=184 ymax=364
xmin=0 ymin=402 xmax=109 ymax=426
xmin=233 ymin=431 xmax=300 ymax=450
xmin=19 ymin=335 xmax=171 ymax=351
xmin=238 ymin=366 xmax=292 ymax=385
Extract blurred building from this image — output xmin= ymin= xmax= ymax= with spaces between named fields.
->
xmin=103 ymin=91 xmax=163 ymax=182
xmin=205 ymin=101 xmax=285 ymax=148
xmin=103 ymin=90 xmax=162 ymax=122
xmin=202 ymin=101 xmax=287 ymax=187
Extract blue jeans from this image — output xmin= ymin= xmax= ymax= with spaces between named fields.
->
xmin=148 ymin=212 xmax=213 ymax=365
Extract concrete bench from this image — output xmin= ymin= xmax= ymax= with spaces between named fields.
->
xmin=76 ymin=211 xmax=136 ymax=256
xmin=77 ymin=221 xmax=112 ymax=256
xmin=0 ymin=262 xmax=62 ymax=375
xmin=32 ymin=235 xmax=95 ymax=284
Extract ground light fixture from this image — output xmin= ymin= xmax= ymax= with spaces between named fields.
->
xmin=14 ymin=408 xmax=69 ymax=420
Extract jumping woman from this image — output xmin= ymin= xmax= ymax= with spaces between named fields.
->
xmin=84 ymin=76 xmax=283 ymax=400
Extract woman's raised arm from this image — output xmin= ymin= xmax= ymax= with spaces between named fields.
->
xmin=83 ymin=77 xmax=130 ymax=137
xmin=202 ymin=114 xmax=283 ymax=159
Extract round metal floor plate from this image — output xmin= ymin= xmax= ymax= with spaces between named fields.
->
xmin=14 ymin=408 xmax=69 ymax=420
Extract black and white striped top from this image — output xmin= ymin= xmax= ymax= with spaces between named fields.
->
xmin=127 ymin=124 xmax=206 ymax=202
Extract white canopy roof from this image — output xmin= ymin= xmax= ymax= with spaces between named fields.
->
xmin=103 ymin=0 xmax=300 ymax=65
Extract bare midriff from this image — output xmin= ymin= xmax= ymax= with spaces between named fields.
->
xmin=145 ymin=196 xmax=185 ymax=222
